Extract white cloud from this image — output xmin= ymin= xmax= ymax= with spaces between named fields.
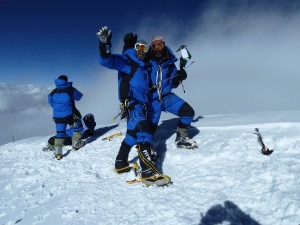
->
xmin=0 ymin=83 xmax=51 ymax=113
xmin=0 ymin=83 xmax=53 ymax=145
xmin=0 ymin=79 xmax=120 ymax=146
xmin=134 ymin=3 xmax=300 ymax=115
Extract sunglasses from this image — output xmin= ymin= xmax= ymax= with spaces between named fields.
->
xmin=135 ymin=43 xmax=149 ymax=53
xmin=151 ymin=42 xmax=165 ymax=51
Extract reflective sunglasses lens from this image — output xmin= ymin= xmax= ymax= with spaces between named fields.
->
xmin=135 ymin=43 xmax=148 ymax=52
xmin=151 ymin=43 xmax=164 ymax=50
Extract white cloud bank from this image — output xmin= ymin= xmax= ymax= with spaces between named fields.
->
xmin=0 ymin=83 xmax=53 ymax=145
xmin=0 ymin=77 xmax=120 ymax=146
xmin=135 ymin=1 xmax=300 ymax=114
xmin=0 ymin=83 xmax=51 ymax=113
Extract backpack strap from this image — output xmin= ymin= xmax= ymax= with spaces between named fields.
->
xmin=50 ymin=87 xmax=74 ymax=97
xmin=50 ymin=87 xmax=82 ymax=118
xmin=119 ymin=56 xmax=139 ymax=102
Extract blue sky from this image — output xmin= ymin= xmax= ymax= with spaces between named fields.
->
xmin=1 ymin=0 xmax=298 ymax=86
xmin=0 ymin=0 xmax=205 ymax=86
xmin=1 ymin=0 xmax=300 ymax=145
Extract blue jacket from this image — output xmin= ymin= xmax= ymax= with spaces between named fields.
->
xmin=48 ymin=79 xmax=83 ymax=119
xmin=149 ymin=46 xmax=178 ymax=100
xmin=99 ymin=48 xmax=150 ymax=104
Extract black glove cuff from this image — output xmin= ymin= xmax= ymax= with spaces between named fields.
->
xmin=99 ymin=41 xmax=111 ymax=59
xmin=172 ymin=69 xmax=187 ymax=86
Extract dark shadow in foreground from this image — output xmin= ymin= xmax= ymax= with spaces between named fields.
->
xmin=85 ymin=124 xmax=119 ymax=144
xmin=199 ymin=200 xmax=261 ymax=225
xmin=154 ymin=116 xmax=203 ymax=173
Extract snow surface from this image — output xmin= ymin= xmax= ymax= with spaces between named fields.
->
xmin=1 ymin=111 xmax=300 ymax=225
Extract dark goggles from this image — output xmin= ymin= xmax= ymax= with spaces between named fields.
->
xmin=135 ymin=43 xmax=149 ymax=53
xmin=151 ymin=42 xmax=165 ymax=51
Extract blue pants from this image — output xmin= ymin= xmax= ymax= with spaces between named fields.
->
xmin=147 ymin=93 xmax=195 ymax=128
xmin=123 ymin=102 xmax=153 ymax=147
xmin=55 ymin=123 xmax=67 ymax=138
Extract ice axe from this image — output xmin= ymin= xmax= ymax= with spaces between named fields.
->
xmin=254 ymin=128 xmax=273 ymax=155
xmin=175 ymin=45 xmax=195 ymax=93
xmin=176 ymin=45 xmax=195 ymax=69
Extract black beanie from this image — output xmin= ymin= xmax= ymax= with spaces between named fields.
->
xmin=58 ymin=75 xmax=68 ymax=81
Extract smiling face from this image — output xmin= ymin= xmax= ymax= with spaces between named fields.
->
xmin=135 ymin=41 xmax=149 ymax=60
xmin=152 ymin=42 xmax=165 ymax=58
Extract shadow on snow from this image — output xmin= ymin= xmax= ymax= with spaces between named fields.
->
xmin=154 ymin=116 xmax=202 ymax=173
xmin=62 ymin=124 xmax=120 ymax=158
xmin=199 ymin=200 xmax=261 ymax=225
xmin=85 ymin=123 xmax=119 ymax=144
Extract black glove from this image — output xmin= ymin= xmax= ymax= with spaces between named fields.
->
xmin=178 ymin=68 xmax=187 ymax=80
xmin=98 ymin=41 xmax=111 ymax=59
xmin=97 ymin=26 xmax=112 ymax=58
xmin=124 ymin=33 xmax=137 ymax=46
xmin=96 ymin=26 xmax=112 ymax=44
xmin=123 ymin=32 xmax=138 ymax=52
xmin=172 ymin=68 xmax=187 ymax=86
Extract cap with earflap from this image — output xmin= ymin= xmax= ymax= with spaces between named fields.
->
xmin=151 ymin=36 xmax=166 ymax=58
xmin=58 ymin=75 xmax=68 ymax=81
xmin=136 ymin=39 xmax=148 ymax=46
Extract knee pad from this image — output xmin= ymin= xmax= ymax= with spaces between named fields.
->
xmin=178 ymin=102 xmax=195 ymax=117
xmin=150 ymin=123 xmax=158 ymax=134
xmin=138 ymin=120 xmax=152 ymax=133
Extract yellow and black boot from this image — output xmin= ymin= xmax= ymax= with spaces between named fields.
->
xmin=136 ymin=143 xmax=171 ymax=186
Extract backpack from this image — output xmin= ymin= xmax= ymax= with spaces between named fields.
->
xmin=50 ymin=87 xmax=82 ymax=119
xmin=118 ymin=56 xmax=139 ymax=103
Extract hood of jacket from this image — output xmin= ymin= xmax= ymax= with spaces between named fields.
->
xmin=55 ymin=79 xmax=72 ymax=89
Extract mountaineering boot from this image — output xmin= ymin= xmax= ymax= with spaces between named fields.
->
xmin=140 ymin=174 xmax=172 ymax=187
xmin=137 ymin=143 xmax=171 ymax=186
xmin=55 ymin=154 xmax=63 ymax=160
xmin=72 ymin=140 xmax=86 ymax=150
xmin=114 ymin=141 xmax=132 ymax=173
xmin=54 ymin=138 xmax=64 ymax=160
xmin=72 ymin=131 xmax=82 ymax=150
xmin=43 ymin=143 xmax=55 ymax=151
xmin=175 ymin=126 xmax=198 ymax=149
xmin=114 ymin=160 xmax=132 ymax=173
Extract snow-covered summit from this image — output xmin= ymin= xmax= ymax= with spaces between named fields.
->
xmin=1 ymin=111 xmax=300 ymax=225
